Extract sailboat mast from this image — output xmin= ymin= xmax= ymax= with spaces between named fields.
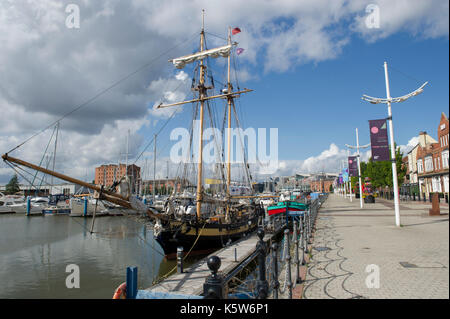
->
xmin=50 ymin=121 xmax=59 ymax=195
xmin=196 ymin=10 xmax=206 ymax=219
xmin=153 ymin=133 xmax=156 ymax=203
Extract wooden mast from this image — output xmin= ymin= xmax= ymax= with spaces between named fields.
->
xmin=1 ymin=153 xmax=165 ymax=220
xmin=226 ymin=27 xmax=232 ymax=220
xmin=196 ymin=9 xmax=206 ymax=219
xmin=156 ymin=13 xmax=253 ymax=216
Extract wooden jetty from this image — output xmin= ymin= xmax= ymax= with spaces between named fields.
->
xmin=147 ymin=231 xmax=275 ymax=296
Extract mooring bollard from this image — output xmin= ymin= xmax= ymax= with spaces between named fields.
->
xmin=284 ymin=228 xmax=292 ymax=299
xmin=177 ymin=246 xmax=184 ymax=274
xmin=203 ymin=256 xmax=226 ymax=299
xmin=126 ymin=266 xmax=138 ymax=299
xmin=256 ymin=228 xmax=268 ymax=299
xmin=272 ymin=242 xmax=279 ymax=299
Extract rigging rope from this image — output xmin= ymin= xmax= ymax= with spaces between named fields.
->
xmin=155 ymin=222 xmax=208 ymax=283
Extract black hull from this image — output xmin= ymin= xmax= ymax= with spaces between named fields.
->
xmin=155 ymin=217 xmax=259 ymax=259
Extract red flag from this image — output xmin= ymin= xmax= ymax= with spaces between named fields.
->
xmin=232 ymin=27 xmax=241 ymax=35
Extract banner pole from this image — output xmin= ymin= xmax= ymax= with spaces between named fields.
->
xmin=356 ymin=128 xmax=364 ymax=209
xmin=384 ymin=61 xmax=401 ymax=227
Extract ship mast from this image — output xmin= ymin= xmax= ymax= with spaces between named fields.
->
xmin=157 ymin=11 xmax=253 ymax=219
xmin=1 ymin=153 xmax=165 ymax=220
xmin=196 ymin=9 xmax=206 ymax=219
xmin=226 ymin=27 xmax=232 ymax=219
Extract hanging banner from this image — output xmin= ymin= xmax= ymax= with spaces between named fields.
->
xmin=369 ymin=119 xmax=390 ymax=161
xmin=342 ymin=169 xmax=349 ymax=182
xmin=348 ymin=156 xmax=358 ymax=177
xmin=338 ymin=173 xmax=343 ymax=184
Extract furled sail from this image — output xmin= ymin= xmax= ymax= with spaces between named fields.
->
xmin=170 ymin=44 xmax=233 ymax=69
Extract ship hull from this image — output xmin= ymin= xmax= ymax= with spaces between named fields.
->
xmin=155 ymin=215 xmax=259 ymax=259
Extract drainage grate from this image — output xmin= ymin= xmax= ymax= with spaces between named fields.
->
xmin=314 ymin=247 xmax=331 ymax=252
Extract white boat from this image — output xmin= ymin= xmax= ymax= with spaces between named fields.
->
xmin=0 ymin=196 xmax=44 ymax=215
xmin=69 ymin=197 xmax=109 ymax=217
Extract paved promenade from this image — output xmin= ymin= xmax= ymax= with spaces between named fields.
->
xmin=302 ymin=193 xmax=449 ymax=299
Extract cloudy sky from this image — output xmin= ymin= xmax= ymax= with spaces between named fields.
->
xmin=0 ymin=0 xmax=448 ymax=184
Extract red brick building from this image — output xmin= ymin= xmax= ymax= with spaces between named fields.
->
xmin=95 ymin=163 xmax=141 ymax=193
xmin=309 ymin=174 xmax=336 ymax=192
xmin=416 ymin=113 xmax=449 ymax=198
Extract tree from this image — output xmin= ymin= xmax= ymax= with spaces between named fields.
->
xmin=360 ymin=144 xmax=406 ymax=189
xmin=5 ymin=174 xmax=20 ymax=194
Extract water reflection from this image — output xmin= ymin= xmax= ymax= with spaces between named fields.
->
xmin=0 ymin=215 xmax=199 ymax=299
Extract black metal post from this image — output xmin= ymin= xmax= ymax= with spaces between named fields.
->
xmin=272 ymin=242 xmax=279 ymax=299
xmin=284 ymin=228 xmax=292 ymax=299
xmin=177 ymin=246 xmax=184 ymax=274
xmin=300 ymin=213 xmax=305 ymax=264
xmin=293 ymin=221 xmax=301 ymax=284
xmin=203 ymin=256 xmax=226 ymax=299
xmin=255 ymin=228 xmax=268 ymax=299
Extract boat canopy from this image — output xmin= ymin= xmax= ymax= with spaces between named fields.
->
xmin=170 ymin=44 xmax=233 ymax=69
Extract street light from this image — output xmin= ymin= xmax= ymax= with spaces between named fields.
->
xmin=346 ymin=128 xmax=370 ymax=209
xmin=362 ymin=61 xmax=428 ymax=227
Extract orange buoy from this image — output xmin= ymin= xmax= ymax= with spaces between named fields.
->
xmin=112 ymin=282 xmax=127 ymax=299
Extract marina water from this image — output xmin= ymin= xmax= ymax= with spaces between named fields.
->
xmin=0 ymin=215 xmax=198 ymax=298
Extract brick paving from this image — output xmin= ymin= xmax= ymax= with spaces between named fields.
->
xmin=301 ymin=193 xmax=449 ymax=299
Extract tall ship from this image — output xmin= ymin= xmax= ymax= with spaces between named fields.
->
xmin=151 ymin=13 xmax=262 ymax=258
xmin=2 ymin=13 xmax=263 ymax=259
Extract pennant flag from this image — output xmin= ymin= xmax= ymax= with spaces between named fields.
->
xmin=236 ymin=48 xmax=244 ymax=55
xmin=232 ymin=27 xmax=241 ymax=35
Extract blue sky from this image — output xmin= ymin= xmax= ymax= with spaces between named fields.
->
xmin=138 ymin=31 xmax=449 ymax=174
xmin=0 ymin=1 xmax=448 ymax=183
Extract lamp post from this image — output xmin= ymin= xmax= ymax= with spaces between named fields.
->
xmin=362 ymin=61 xmax=427 ymax=227
xmin=346 ymin=128 xmax=370 ymax=209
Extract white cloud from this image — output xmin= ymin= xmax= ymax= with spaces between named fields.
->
xmin=398 ymin=136 xmax=419 ymax=155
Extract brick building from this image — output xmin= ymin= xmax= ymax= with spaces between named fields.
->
xmin=141 ymin=178 xmax=191 ymax=195
xmin=308 ymin=173 xmax=337 ymax=193
xmin=415 ymin=113 xmax=449 ymax=199
xmin=94 ymin=163 xmax=141 ymax=194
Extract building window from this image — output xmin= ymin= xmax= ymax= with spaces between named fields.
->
xmin=425 ymin=156 xmax=433 ymax=172
xmin=417 ymin=159 xmax=423 ymax=173
xmin=432 ymin=176 xmax=442 ymax=192
xmin=442 ymin=150 xmax=449 ymax=169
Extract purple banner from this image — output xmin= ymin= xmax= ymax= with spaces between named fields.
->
xmin=338 ymin=173 xmax=343 ymax=185
xmin=369 ymin=119 xmax=390 ymax=162
xmin=348 ymin=156 xmax=358 ymax=177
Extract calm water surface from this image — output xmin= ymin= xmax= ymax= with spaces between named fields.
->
xmin=0 ymin=214 xmax=197 ymax=299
